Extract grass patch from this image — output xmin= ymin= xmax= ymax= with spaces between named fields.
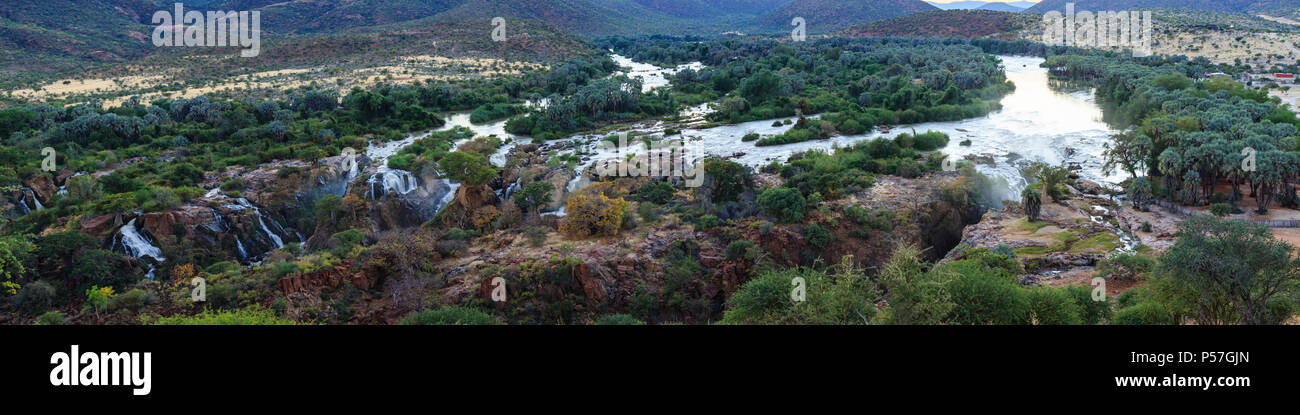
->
xmin=1051 ymin=231 xmax=1079 ymax=244
xmin=1068 ymin=233 xmax=1119 ymax=254
xmin=1016 ymin=219 xmax=1052 ymax=233
xmin=1013 ymin=246 xmax=1051 ymax=258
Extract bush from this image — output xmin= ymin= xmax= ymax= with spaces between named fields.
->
xmin=399 ymin=307 xmax=500 ymax=325
xmin=594 ymin=314 xmax=646 ymax=325
xmin=725 ymin=240 xmax=757 ymax=261
xmin=1112 ymin=302 xmax=1176 ymax=325
xmin=525 ymin=227 xmax=547 ymax=247
xmin=637 ymin=182 xmax=675 ymax=204
xmin=758 ymin=187 xmax=806 ymax=223
xmin=723 ymin=260 xmax=879 ymax=325
xmin=1209 ymin=202 xmax=1231 ymax=217
xmin=1096 ymin=253 xmax=1155 ymax=281
xmin=36 ymin=311 xmax=65 ymax=325
xmin=694 ymin=214 xmax=722 ymax=231
xmin=945 ymin=263 xmax=1029 ymax=325
xmin=147 ymin=305 xmax=298 ymax=325
xmin=108 ymin=288 xmax=153 ymax=311
xmin=12 ymin=280 xmax=56 ymax=311
xmin=560 ymin=194 xmax=630 ymax=238
xmin=1064 ymin=284 xmax=1111 ymax=325
xmin=1026 ymin=287 xmax=1082 ymax=325
xmin=804 ymin=224 xmax=831 ymax=250
xmin=637 ymin=202 xmax=660 ymax=223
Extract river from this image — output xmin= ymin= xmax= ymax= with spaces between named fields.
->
xmin=405 ymin=55 xmax=1125 ymax=207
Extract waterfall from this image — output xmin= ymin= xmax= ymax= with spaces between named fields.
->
xmin=227 ymin=198 xmax=285 ymax=250
xmin=20 ymin=187 xmax=43 ymax=211
xmin=235 ymin=237 xmax=248 ymax=260
xmin=116 ymin=218 xmax=166 ymax=264
xmin=435 ymin=179 xmax=460 ymax=214
xmin=503 ymin=178 xmax=521 ymax=200
xmin=367 ymin=167 xmax=419 ymax=199
xmin=541 ymin=206 xmax=567 ymax=218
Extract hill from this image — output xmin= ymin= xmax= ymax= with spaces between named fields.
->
xmin=0 ymin=1 xmax=159 ymax=82
xmin=978 ymin=3 xmax=1026 ymax=12
xmin=841 ymin=9 xmax=1034 ymax=39
xmin=928 ymin=1 xmax=993 ymax=10
xmin=1027 ymin=0 xmax=1269 ymax=14
xmin=759 ymin=0 xmax=939 ymax=32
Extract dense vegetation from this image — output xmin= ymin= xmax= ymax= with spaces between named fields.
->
xmin=601 ymin=37 xmax=1013 ymax=146
xmin=1049 ymin=52 xmax=1300 ymax=212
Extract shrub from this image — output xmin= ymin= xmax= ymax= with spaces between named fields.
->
xmin=1209 ymin=202 xmax=1231 ymax=217
xmin=725 ymin=240 xmax=757 ymax=261
xmin=804 ymin=224 xmax=831 ymax=250
xmin=399 ymin=306 xmax=500 ymax=325
xmin=147 ymin=305 xmax=299 ymax=325
xmin=1112 ymin=302 xmax=1176 ymax=325
xmin=945 ymin=263 xmax=1029 ymax=325
xmin=1026 ymin=287 xmax=1083 ymax=325
xmin=637 ymin=182 xmax=675 ymax=204
xmin=872 ymin=246 xmax=952 ymax=325
xmin=701 ymin=159 xmax=750 ymax=203
xmin=36 ymin=311 xmax=66 ymax=325
xmin=594 ymin=314 xmax=645 ymax=325
xmin=758 ymin=187 xmax=806 ymax=223
xmin=637 ymin=202 xmax=660 ymax=223
xmin=13 ymin=280 xmax=56 ymax=311
xmin=1064 ymin=284 xmax=1111 ymax=324
xmin=560 ymin=194 xmax=630 ymax=238
xmin=723 ymin=259 xmax=879 ymax=325
xmin=525 ymin=227 xmax=548 ymax=247
xmin=1096 ymin=253 xmax=1156 ymax=281
xmin=694 ymin=214 xmax=722 ymax=231
xmin=108 ymin=288 xmax=153 ymax=311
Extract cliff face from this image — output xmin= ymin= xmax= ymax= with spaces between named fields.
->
xmin=427 ymin=172 xmax=986 ymax=324
xmin=943 ymin=185 xmax=1144 ymax=286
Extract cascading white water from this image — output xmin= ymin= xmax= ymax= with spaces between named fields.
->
xmin=117 ymin=218 xmax=165 ymax=262
xmin=435 ymin=180 xmax=460 ymax=214
xmin=369 ymin=167 xmax=419 ymax=198
xmin=227 ymin=198 xmax=285 ymax=249
xmin=20 ymin=188 xmax=43 ymax=210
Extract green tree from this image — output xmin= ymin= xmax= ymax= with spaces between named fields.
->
xmin=513 ymin=181 xmax=555 ymax=217
xmin=1026 ymin=162 xmax=1070 ymax=202
xmin=1157 ymin=216 xmax=1298 ymax=325
xmin=1103 ymin=131 xmax=1152 ymax=179
xmin=0 ymin=235 xmax=34 ymax=295
xmin=757 ymin=187 xmax=806 ymax=223
xmin=439 ymin=151 xmax=498 ymax=186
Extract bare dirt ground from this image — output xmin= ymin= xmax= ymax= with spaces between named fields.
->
xmin=1259 ymin=14 xmax=1300 ymax=27
xmin=7 ymin=56 xmax=547 ymax=107
xmin=1042 ymin=267 xmax=1140 ymax=299
xmin=1155 ymin=31 xmax=1300 ymax=67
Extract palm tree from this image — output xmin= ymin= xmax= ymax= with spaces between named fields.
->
xmin=1022 ymin=187 xmax=1042 ymax=222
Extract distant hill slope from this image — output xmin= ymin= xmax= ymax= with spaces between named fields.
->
xmin=252 ymin=0 xmax=465 ymax=34
xmin=759 ymin=0 xmax=939 ymax=32
xmin=0 ymin=1 xmax=157 ymax=80
xmin=431 ymin=0 xmax=685 ymax=36
xmin=1026 ymin=0 xmax=1265 ymax=14
xmin=978 ymin=3 xmax=1026 ymax=12
xmin=841 ymin=9 xmax=1033 ymax=39
xmin=928 ymin=1 xmax=992 ymax=10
